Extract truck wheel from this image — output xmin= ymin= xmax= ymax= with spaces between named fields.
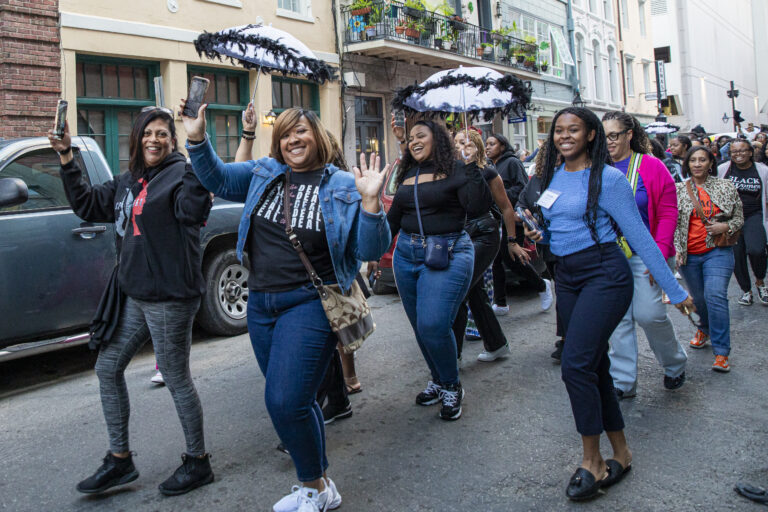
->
xmin=197 ymin=248 xmax=249 ymax=337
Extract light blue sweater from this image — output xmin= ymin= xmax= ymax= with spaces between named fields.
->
xmin=541 ymin=164 xmax=688 ymax=304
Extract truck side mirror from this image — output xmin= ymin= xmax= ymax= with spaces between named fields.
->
xmin=0 ymin=177 xmax=29 ymax=208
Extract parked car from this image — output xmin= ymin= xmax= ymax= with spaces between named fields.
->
xmin=0 ymin=136 xmax=247 ymax=361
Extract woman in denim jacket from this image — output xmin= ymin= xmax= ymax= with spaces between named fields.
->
xmin=182 ymin=104 xmax=391 ymax=512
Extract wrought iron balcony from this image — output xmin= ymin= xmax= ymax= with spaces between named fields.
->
xmin=341 ymin=1 xmax=542 ymax=75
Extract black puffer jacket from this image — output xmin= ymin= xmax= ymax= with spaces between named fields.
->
xmin=494 ymin=149 xmax=529 ymax=207
xmin=60 ymin=152 xmax=212 ymax=301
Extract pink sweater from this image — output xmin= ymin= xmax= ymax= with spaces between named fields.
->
xmin=636 ymin=154 xmax=678 ymax=259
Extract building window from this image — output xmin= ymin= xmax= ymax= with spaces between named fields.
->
xmin=354 ymin=97 xmax=385 ymax=168
xmin=638 ymin=0 xmax=647 ymax=36
xmin=643 ymin=62 xmax=651 ymax=94
xmin=603 ymin=0 xmax=612 ymax=20
xmin=589 ymin=0 xmax=597 ymax=14
xmin=625 ymin=58 xmax=635 ymax=96
xmin=278 ymin=0 xmax=311 ymax=18
xmin=607 ymin=47 xmax=618 ymax=103
xmin=620 ymin=0 xmax=629 ymax=27
xmin=505 ymin=13 xmax=565 ymax=78
xmin=188 ymin=67 xmax=249 ymax=163
xmin=75 ymin=56 xmax=158 ymax=174
xmin=592 ymin=41 xmax=603 ymax=100
xmin=272 ymin=76 xmax=320 ymax=115
xmin=576 ymin=34 xmax=587 ymax=95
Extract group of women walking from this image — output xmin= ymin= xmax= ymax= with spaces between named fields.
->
xmin=48 ymin=96 xmax=761 ymax=508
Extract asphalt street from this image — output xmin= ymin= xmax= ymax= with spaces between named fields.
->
xmin=1 ymin=278 xmax=767 ymax=512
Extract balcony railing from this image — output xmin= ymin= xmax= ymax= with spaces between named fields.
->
xmin=341 ymin=1 xmax=543 ymax=74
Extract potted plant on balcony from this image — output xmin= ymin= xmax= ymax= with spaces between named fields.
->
xmin=540 ymin=59 xmax=549 ymax=72
xmin=524 ymin=55 xmax=536 ymax=69
xmin=441 ymin=29 xmax=456 ymax=50
xmin=369 ymin=4 xmax=386 ymax=36
xmin=365 ymin=24 xmax=376 ymax=38
xmin=514 ymin=48 xmax=526 ymax=64
xmin=403 ymin=0 xmax=426 ymax=19
xmin=404 ymin=18 xmax=423 ymax=39
xmin=395 ymin=23 xmax=406 ymax=35
xmin=435 ymin=1 xmax=455 ymax=17
xmin=490 ymin=28 xmax=504 ymax=43
xmin=350 ymin=0 xmax=373 ymax=16
xmin=475 ymin=42 xmax=485 ymax=57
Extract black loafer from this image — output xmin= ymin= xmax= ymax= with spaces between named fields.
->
xmin=664 ymin=372 xmax=685 ymax=390
xmin=602 ymin=459 xmax=632 ymax=488
xmin=565 ymin=467 xmax=604 ymax=501
xmin=734 ymin=482 xmax=768 ymax=504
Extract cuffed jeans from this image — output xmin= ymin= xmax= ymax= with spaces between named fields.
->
xmin=393 ymin=231 xmax=474 ymax=387
xmin=733 ymin=212 xmax=767 ymax=292
xmin=95 ymin=296 xmax=205 ymax=455
xmin=556 ymin=244 xmax=633 ymax=436
xmin=247 ymin=284 xmax=338 ymax=482
xmin=453 ymin=215 xmax=507 ymax=357
xmin=679 ymin=247 xmax=734 ymax=356
xmin=608 ymin=255 xmax=687 ymax=393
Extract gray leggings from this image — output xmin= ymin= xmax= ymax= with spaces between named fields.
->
xmin=95 ymin=296 xmax=205 ymax=456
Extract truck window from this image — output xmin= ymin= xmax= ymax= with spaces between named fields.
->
xmin=0 ymin=148 xmax=88 ymax=213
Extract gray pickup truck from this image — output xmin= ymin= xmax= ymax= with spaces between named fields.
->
xmin=0 ymin=136 xmax=248 ymax=361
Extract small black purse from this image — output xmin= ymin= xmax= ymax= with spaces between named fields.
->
xmin=414 ymin=168 xmax=452 ymax=270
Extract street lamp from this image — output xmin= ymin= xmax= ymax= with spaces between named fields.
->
xmin=263 ymin=110 xmax=277 ymax=126
xmin=572 ymin=89 xmax=585 ymax=108
xmin=722 ymin=112 xmax=730 ymax=124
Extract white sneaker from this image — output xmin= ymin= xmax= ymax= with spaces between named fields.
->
xmin=273 ymin=479 xmax=341 ymax=512
xmin=477 ymin=344 xmax=510 ymax=362
xmin=674 ymin=271 xmax=682 ymax=279
xmin=150 ymin=370 xmax=164 ymax=385
xmin=492 ymin=304 xmax=509 ymax=316
xmin=539 ymin=279 xmax=553 ymax=311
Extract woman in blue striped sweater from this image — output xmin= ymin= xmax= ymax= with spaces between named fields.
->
xmin=524 ymin=107 xmax=694 ymax=501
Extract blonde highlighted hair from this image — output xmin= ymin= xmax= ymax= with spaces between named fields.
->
xmin=270 ymin=108 xmax=334 ymax=167
xmin=455 ymin=129 xmax=487 ymax=168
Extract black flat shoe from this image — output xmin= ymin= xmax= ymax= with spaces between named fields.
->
xmin=602 ymin=459 xmax=632 ymax=488
xmin=565 ymin=467 xmax=605 ymax=501
xmin=734 ymin=482 xmax=768 ymax=504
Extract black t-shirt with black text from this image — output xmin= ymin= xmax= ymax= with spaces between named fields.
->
xmin=247 ymin=169 xmax=336 ymax=292
xmin=726 ymin=164 xmax=763 ymax=218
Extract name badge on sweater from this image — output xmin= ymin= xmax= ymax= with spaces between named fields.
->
xmin=537 ymin=189 xmax=561 ymax=209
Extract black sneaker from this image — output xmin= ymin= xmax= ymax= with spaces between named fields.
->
xmin=757 ymin=285 xmax=768 ymax=306
xmin=664 ymin=371 xmax=686 ymax=390
xmin=76 ymin=451 xmax=139 ymax=494
xmin=464 ymin=333 xmax=482 ymax=342
xmin=158 ymin=453 xmax=214 ymax=496
xmin=415 ymin=380 xmax=442 ymax=406
xmin=276 ymin=443 xmax=289 ymax=455
xmin=439 ymin=383 xmax=464 ymax=421
xmin=551 ymin=339 xmax=563 ymax=362
xmin=322 ymin=400 xmax=353 ymax=425
xmin=738 ymin=291 xmax=753 ymax=306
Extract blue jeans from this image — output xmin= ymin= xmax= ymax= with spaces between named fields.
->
xmin=247 ymin=284 xmax=337 ymax=482
xmin=679 ymin=247 xmax=734 ymax=356
xmin=393 ymin=231 xmax=474 ymax=386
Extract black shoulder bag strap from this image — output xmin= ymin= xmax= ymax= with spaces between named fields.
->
xmin=282 ymin=172 xmax=326 ymax=295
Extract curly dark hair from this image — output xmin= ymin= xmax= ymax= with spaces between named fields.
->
xmin=601 ymin=111 xmax=653 ymax=155
xmin=649 ymin=138 xmax=667 ymax=161
xmin=682 ymin=146 xmax=715 ymax=178
xmin=542 ymin=107 xmax=611 ymax=244
xmin=396 ymin=120 xmax=456 ymax=186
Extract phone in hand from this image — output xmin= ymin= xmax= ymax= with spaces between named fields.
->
xmin=182 ymin=76 xmax=210 ymax=118
xmin=516 ymin=207 xmax=541 ymax=234
xmin=53 ymin=99 xmax=68 ymax=139
xmin=394 ymin=109 xmax=405 ymax=128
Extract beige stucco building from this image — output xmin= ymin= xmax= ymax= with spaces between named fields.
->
xmin=59 ymin=0 xmax=341 ymax=173
xmin=614 ymin=0 xmax=657 ymax=123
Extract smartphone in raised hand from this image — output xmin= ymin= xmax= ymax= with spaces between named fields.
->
xmin=516 ymin=207 xmax=541 ymax=234
xmin=182 ymin=76 xmax=210 ymax=118
xmin=394 ymin=109 xmax=405 ymax=129
xmin=53 ymin=100 xmax=68 ymax=139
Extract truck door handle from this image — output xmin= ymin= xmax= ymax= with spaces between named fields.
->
xmin=72 ymin=224 xmax=107 ymax=239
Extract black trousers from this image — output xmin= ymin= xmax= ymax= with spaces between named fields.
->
xmin=542 ymin=246 xmax=564 ymax=339
xmin=556 ymin=244 xmax=633 ymax=436
xmin=453 ymin=215 xmax=508 ymax=357
xmin=316 ymin=348 xmax=348 ymax=408
xmin=733 ymin=212 xmax=767 ymax=292
xmin=492 ymin=224 xmax=545 ymax=306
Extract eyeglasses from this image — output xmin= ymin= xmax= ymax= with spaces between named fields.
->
xmin=140 ymin=106 xmax=174 ymax=116
xmin=606 ymin=129 xmax=630 ymax=142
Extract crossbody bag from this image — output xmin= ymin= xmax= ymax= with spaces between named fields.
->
xmin=413 ymin=167 xmax=452 ymax=269
xmin=616 ymin=152 xmax=643 ymax=258
xmin=282 ymin=173 xmax=375 ymax=354
xmin=685 ymin=179 xmax=740 ymax=247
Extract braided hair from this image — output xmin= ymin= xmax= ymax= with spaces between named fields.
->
xmin=601 ymin=111 xmax=653 ymax=155
xmin=541 ymin=107 xmax=612 ymax=244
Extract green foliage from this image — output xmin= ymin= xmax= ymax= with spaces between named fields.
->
xmin=434 ymin=1 xmax=455 ymax=16
xmin=404 ymin=0 xmax=426 ymax=10
xmin=349 ymin=0 xmax=373 ymax=10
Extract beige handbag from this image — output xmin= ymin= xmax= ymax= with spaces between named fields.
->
xmin=282 ymin=173 xmax=375 ymax=354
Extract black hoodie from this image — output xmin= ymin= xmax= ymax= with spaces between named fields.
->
xmin=494 ymin=148 xmax=529 ymax=207
xmin=60 ymin=152 xmax=212 ymax=301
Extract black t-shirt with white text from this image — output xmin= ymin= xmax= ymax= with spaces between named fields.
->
xmin=247 ymin=169 xmax=336 ymax=292
xmin=726 ymin=164 xmax=763 ymax=218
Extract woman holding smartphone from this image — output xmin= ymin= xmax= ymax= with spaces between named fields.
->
xmin=677 ymin=146 xmax=744 ymax=371
xmin=183 ymin=102 xmax=390 ymax=512
xmin=524 ymin=107 xmax=693 ymax=501
xmin=452 ymin=129 xmax=529 ymax=362
xmin=387 ymin=119 xmax=492 ymax=421
xmin=48 ymin=108 xmax=215 ymax=496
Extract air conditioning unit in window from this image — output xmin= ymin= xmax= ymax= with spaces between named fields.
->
xmin=343 ymin=71 xmax=365 ymax=88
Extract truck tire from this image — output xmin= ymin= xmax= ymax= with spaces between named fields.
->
xmin=197 ymin=248 xmax=249 ymax=337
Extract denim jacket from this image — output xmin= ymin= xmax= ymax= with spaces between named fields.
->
xmin=187 ymin=136 xmax=391 ymax=294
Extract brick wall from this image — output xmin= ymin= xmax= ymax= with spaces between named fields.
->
xmin=0 ymin=0 xmax=61 ymax=139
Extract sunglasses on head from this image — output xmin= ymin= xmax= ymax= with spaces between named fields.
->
xmin=140 ymin=106 xmax=174 ymax=116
